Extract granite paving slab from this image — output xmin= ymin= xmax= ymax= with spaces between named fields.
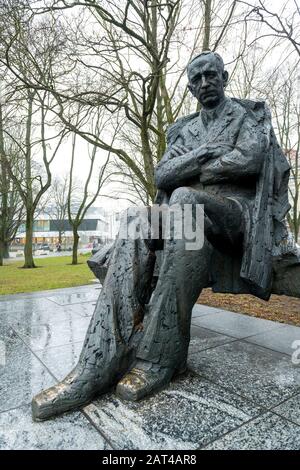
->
xmin=191 ymin=309 xmax=285 ymax=339
xmin=0 ymin=297 xmax=59 ymax=316
xmin=14 ymin=315 xmax=90 ymax=351
xmin=64 ymin=301 xmax=96 ymax=318
xmin=0 ymin=405 xmax=110 ymax=450
xmin=192 ymin=304 xmax=224 ymax=318
xmin=189 ymin=325 xmax=236 ymax=355
xmin=1 ymin=285 xmax=299 ymax=450
xmin=0 ymin=285 xmax=94 ymax=302
xmin=245 ymin=323 xmax=300 ymax=356
xmin=84 ymin=372 xmax=262 ymax=450
xmin=188 ymin=340 xmax=300 ymax=408
xmin=0 ymin=325 xmax=56 ymax=413
xmin=35 ymin=341 xmax=84 ymax=381
xmin=47 ymin=291 xmax=99 ymax=306
xmin=205 ymin=411 xmax=300 ymax=450
xmin=0 ymin=301 xmax=83 ymax=329
xmin=272 ymin=392 xmax=300 ymax=425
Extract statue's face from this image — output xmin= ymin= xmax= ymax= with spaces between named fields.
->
xmin=187 ymin=55 xmax=228 ymax=109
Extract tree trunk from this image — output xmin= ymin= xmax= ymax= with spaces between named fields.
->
xmin=140 ymin=124 xmax=156 ymax=202
xmin=295 ymin=220 xmax=300 ymax=243
xmin=293 ymin=194 xmax=299 ymax=242
xmin=0 ymin=240 xmax=4 ymax=267
xmin=3 ymin=241 xmax=9 ymax=259
xmin=23 ymin=210 xmax=35 ymax=268
xmin=0 ymin=102 xmax=9 ymax=266
xmin=196 ymin=0 xmax=212 ymax=113
xmin=72 ymin=228 xmax=79 ymax=265
xmin=202 ymin=0 xmax=212 ymax=51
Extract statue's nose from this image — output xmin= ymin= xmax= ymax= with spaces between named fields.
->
xmin=200 ymin=76 xmax=209 ymax=88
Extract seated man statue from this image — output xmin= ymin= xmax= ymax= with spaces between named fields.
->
xmin=32 ymin=51 xmax=292 ymax=421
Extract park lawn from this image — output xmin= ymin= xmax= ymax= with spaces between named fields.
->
xmin=2 ymin=254 xmax=300 ymax=326
xmin=0 ymin=254 xmax=94 ymax=295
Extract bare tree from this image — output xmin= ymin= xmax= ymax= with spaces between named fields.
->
xmin=1 ymin=0 xmax=241 ymax=204
xmin=238 ymin=0 xmax=300 ymax=58
xmin=0 ymin=70 xmax=27 ymax=265
xmin=0 ymin=116 xmax=25 ymax=265
xmin=0 ymin=7 xmax=68 ymax=267
xmin=44 ymin=175 xmax=70 ymax=246
xmin=67 ymin=107 xmax=112 ymax=265
xmin=3 ymin=89 xmax=67 ymax=268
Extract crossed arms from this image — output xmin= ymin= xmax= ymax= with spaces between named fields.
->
xmin=155 ymin=114 xmax=266 ymax=191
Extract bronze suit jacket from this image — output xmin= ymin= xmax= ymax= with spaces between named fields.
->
xmin=155 ymin=98 xmax=291 ymax=300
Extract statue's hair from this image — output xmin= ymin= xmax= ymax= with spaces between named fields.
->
xmin=187 ymin=51 xmax=225 ymax=72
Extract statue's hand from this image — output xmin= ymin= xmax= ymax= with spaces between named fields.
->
xmin=194 ymin=145 xmax=211 ymax=162
xmin=169 ymin=144 xmax=192 ymax=158
xmin=205 ymin=143 xmax=234 ymax=158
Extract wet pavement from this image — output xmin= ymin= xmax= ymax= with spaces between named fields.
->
xmin=0 ymin=285 xmax=300 ymax=450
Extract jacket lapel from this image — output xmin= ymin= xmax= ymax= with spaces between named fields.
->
xmin=206 ymin=99 xmax=235 ymax=143
xmin=187 ymin=114 xmax=207 ymax=141
xmin=186 ymin=98 xmax=236 ymax=144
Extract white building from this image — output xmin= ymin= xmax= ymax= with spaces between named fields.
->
xmin=14 ymin=206 xmax=112 ymax=249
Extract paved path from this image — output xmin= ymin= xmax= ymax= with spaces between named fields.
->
xmin=0 ymin=285 xmax=300 ymax=450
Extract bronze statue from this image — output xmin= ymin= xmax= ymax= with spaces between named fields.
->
xmin=32 ymin=51 xmax=299 ymax=421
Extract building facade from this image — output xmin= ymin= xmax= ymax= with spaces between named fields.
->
xmin=14 ymin=207 xmax=112 ymax=249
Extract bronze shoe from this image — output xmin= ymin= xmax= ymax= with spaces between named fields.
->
xmin=116 ymin=363 xmax=173 ymax=401
xmin=32 ymin=368 xmax=109 ymax=421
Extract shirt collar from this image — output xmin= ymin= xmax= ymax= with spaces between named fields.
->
xmin=200 ymin=98 xmax=229 ymax=127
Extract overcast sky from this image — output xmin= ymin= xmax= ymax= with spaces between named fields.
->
xmin=43 ymin=0 xmax=299 ymax=212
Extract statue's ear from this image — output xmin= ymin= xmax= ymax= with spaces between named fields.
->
xmin=222 ymin=70 xmax=229 ymax=88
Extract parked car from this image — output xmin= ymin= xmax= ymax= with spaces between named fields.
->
xmin=41 ymin=243 xmax=51 ymax=251
xmin=34 ymin=243 xmax=52 ymax=253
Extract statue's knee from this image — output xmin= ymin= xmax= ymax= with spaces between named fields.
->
xmin=169 ymin=188 xmax=209 ymax=207
xmin=169 ymin=187 xmax=194 ymax=205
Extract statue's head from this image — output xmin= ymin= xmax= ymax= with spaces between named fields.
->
xmin=187 ymin=51 xmax=228 ymax=109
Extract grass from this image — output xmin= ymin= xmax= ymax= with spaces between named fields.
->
xmin=1 ymin=255 xmax=300 ymax=327
xmin=0 ymin=253 xmax=93 ymax=295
